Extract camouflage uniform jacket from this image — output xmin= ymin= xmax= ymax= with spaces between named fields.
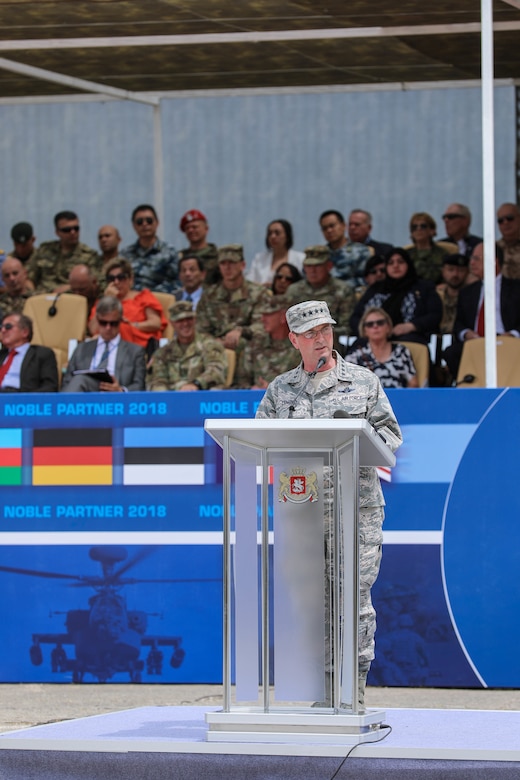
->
xmin=179 ymin=243 xmax=220 ymax=285
xmin=436 ymin=283 xmax=459 ymax=334
xmin=120 ymin=238 xmax=179 ymax=293
xmin=284 ymin=277 xmax=356 ymax=339
xmin=0 ymin=290 xmax=32 ymax=321
xmin=147 ymin=332 xmax=227 ymax=391
xmin=256 ymin=351 xmax=402 ymax=507
xmin=236 ymin=331 xmax=300 ymax=388
xmin=196 ymin=280 xmax=271 ymax=350
xmin=329 ymin=240 xmax=372 ymax=290
xmin=28 ymin=241 xmax=100 ymax=292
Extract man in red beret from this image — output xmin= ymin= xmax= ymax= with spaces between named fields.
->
xmin=178 ymin=209 xmax=220 ymax=284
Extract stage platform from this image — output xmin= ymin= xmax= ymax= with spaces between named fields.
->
xmin=0 ymin=705 xmax=519 ymax=779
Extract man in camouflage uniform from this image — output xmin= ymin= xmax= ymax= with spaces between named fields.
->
xmin=256 ymin=300 xmax=402 ymax=709
xmin=27 ymin=211 xmax=99 ymax=293
xmin=10 ymin=221 xmax=38 ymax=265
xmin=147 ymin=300 xmax=227 ymax=391
xmin=319 ymin=209 xmax=373 ymax=291
xmin=196 ymin=244 xmax=271 ymax=380
xmin=178 ymin=209 xmax=220 ymax=285
xmin=235 ymin=294 xmax=300 ymax=388
xmin=436 ymin=253 xmax=469 ymax=334
xmin=0 ymin=257 xmax=33 ymax=321
xmin=120 ymin=204 xmax=179 ymax=293
xmin=285 ymin=245 xmax=356 ymax=347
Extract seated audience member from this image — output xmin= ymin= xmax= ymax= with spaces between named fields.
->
xmin=436 ymin=253 xmax=470 ymax=334
xmin=62 ymin=296 xmax=146 ymax=392
xmin=444 ymin=242 xmax=520 ymax=379
xmin=178 ymin=209 xmax=219 ymax=285
xmin=247 ymin=219 xmax=305 ymax=286
xmin=0 ymin=257 xmax=34 ymax=320
xmin=440 ymin=203 xmax=482 ymax=259
xmin=404 ymin=211 xmax=457 ymax=284
xmin=496 ymin=203 xmax=520 ymax=280
xmin=235 ymin=295 xmax=300 ymax=389
xmin=350 ymin=248 xmax=442 ymax=345
xmin=271 ymin=263 xmax=302 ymax=295
xmin=355 ymin=254 xmax=386 ymax=300
xmin=174 ymin=254 xmax=206 ymax=309
xmin=346 ymin=307 xmax=418 ymax=388
xmin=319 ymin=209 xmax=373 ymax=290
xmin=284 ymin=245 xmax=355 ymax=345
xmin=120 ymin=204 xmax=179 ymax=293
xmin=10 ymin=222 xmax=37 ymax=265
xmin=348 ymin=209 xmax=392 ymax=256
xmin=68 ymin=264 xmax=101 ymax=323
xmin=0 ymin=312 xmax=58 ymax=392
xmin=147 ymin=301 xmax=227 ymax=391
xmin=27 ymin=210 xmax=99 ymax=293
xmin=97 ymin=225 xmax=122 ymax=270
xmin=90 ymin=258 xmax=167 ymax=356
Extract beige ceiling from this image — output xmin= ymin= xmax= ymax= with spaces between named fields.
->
xmin=0 ymin=0 xmax=519 ymax=98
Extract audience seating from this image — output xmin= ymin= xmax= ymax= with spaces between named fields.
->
xmin=395 ymin=340 xmax=430 ymax=387
xmin=151 ymin=292 xmax=176 ymax=340
xmin=456 ymin=337 xmax=520 ymax=387
xmin=23 ymin=293 xmax=87 ymax=370
xmin=224 ymin=349 xmax=236 ymax=388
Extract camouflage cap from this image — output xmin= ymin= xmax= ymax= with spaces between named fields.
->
xmin=168 ymin=300 xmax=196 ymax=322
xmin=258 ymin=294 xmax=289 ymax=315
xmin=303 ymin=245 xmax=330 ymax=266
xmin=217 ymin=244 xmax=244 ymax=264
xmin=286 ymin=300 xmax=336 ymax=334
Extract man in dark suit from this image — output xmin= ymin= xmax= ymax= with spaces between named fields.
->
xmin=440 ymin=203 xmax=483 ymax=259
xmin=0 ymin=312 xmax=58 ymax=392
xmin=348 ymin=209 xmax=392 ymax=257
xmin=444 ymin=242 xmax=520 ymax=378
xmin=61 ymin=295 xmax=146 ymax=392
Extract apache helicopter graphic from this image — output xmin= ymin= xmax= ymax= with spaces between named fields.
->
xmin=0 ymin=545 xmax=216 ymax=683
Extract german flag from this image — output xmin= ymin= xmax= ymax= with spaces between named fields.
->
xmin=32 ymin=429 xmax=113 ymax=485
xmin=0 ymin=429 xmax=22 ymax=486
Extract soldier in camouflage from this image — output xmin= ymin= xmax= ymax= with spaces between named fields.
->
xmin=235 ymin=294 xmax=300 ymax=388
xmin=147 ymin=300 xmax=228 ymax=391
xmin=319 ymin=209 xmax=373 ymax=291
xmin=256 ymin=300 xmax=402 ymax=709
xmin=27 ymin=210 xmax=100 ymax=293
xmin=285 ymin=245 xmax=356 ymax=346
xmin=120 ymin=204 xmax=179 ymax=294
xmin=178 ymin=209 xmax=220 ymax=285
xmin=0 ymin=257 xmax=33 ymax=321
xmin=196 ymin=245 xmax=271 ymax=382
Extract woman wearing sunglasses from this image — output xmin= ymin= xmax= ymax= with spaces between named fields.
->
xmin=270 ymin=262 xmax=302 ymax=295
xmin=89 ymin=258 xmax=167 ymax=357
xmin=404 ymin=211 xmax=458 ymax=284
xmin=247 ymin=219 xmax=305 ymax=286
xmin=346 ymin=307 xmax=418 ymax=388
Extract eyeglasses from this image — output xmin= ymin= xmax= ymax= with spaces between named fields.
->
xmin=134 ymin=216 xmax=155 ymax=225
xmin=442 ymin=213 xmax=464 ymax=220
xmin=58 ymin=225 xmax=80 ymax=233
xmin=411 ymin=222 xmax=429 ymax=230
xmin=300 ymin=324 xmax=333 ymax=340
xmin=275 ymin=274 xmax=293 ymax=281
xmin=364 ymin=318 xmax=387 ymax=329
xmin=498 ymin=215 xmax=517 ymax=224
xmin=0 ymin=322 xmax=15 ymax=331
xmin=106 ymin=273 xmax=128 ymax=283
xmin=97 ymin=318 xmax=121 ymax=327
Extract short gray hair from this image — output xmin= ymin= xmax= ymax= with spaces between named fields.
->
xmin=96 ymin=295 xmax=123 ymax=318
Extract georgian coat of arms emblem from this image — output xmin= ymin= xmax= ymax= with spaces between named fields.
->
xmin=278 ymin=467 xmax=318 ymax=504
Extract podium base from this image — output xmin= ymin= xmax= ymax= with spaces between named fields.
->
xmin=205 ymin=707 xmax=387 ymax=746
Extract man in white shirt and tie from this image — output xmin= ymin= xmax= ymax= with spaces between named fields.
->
xmin=61 ymin=296 xmax=146 ymax=392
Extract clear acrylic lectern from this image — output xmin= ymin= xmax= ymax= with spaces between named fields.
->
xmin=204 ymin=418 xmax=395 ymax=746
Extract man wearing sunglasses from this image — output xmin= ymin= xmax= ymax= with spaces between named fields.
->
xmin=61 ymin=296 xmax=146 ymax=392
xmin=0 ymin=313 xmax=58 ymax=392
xmin=120 ymin=204 xmax=179 ymax=294
xmin=27 ymin=210 xmax=99 ymax=293
xmin=496 ymin=203 xmax=520 ymax=280
xmin=439 ymin=203 xmax=482 ymax=260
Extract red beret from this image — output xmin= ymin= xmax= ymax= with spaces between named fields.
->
xmin=179 ymin=209 xmax=207 ymax=232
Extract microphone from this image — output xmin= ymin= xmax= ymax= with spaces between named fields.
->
xmin=288 ymin=356 xmax=326 ymax=416
xmin=48 ymin=292 xmax=61 ymax=317
xmin=455 ymin=374 xmax=476 ymax=386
